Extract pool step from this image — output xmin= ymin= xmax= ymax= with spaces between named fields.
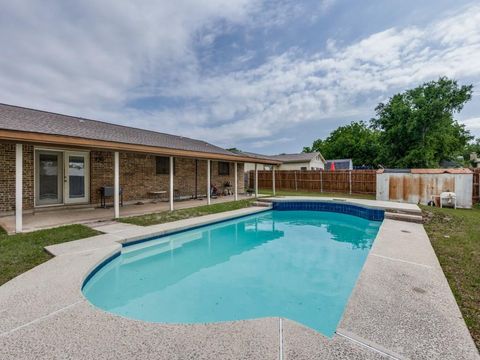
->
xmin=385 ymin=212 xmax=423 ymax=223
xmin=255 ymin=198 xmax=272 ymax=203
xmin=252 ymin=201 xmax=272 ymax=208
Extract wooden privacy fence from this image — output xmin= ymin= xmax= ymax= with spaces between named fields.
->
xmin=248 ymin=170 xmax=376 ymax=194
xmin=473 ymin=169 xmax=480 ymax=204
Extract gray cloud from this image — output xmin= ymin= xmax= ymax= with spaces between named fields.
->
xmin=0 ymin=1 xmax=479 ymax=153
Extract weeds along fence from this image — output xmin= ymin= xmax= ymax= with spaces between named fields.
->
xmin=248 ymin=170 xmax=377 ymax=195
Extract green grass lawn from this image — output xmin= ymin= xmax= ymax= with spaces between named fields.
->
xmin=259 ymin=188 xmax=376 ymax=200
xmin=422 ymin=205 xmax=480 ymax=349
xmin=120 ymin=199 xmax=256 ymax=226
xmin=2 ymin=196 xmax=476 ymax=350
xmin=0 ymin=225 xmax=101 ymax=286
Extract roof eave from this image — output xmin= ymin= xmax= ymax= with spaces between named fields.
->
xmin=0 ymin=129 xmax=280 ymax=164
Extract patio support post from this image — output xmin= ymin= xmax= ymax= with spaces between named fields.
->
xmin=272 ymin=166 xmax=276 ymax=196
xmin=15 ymin=144 xmax=23 ymax=233
xmin=169 ymin=156 xmax=174 ymax=211
xmin=234 ymin=162 xmax=238 ymax=201
xmin=207 ymin=160 xmax=211 ymax=205
xmin=254 ymin=163 xmax=258 ymax=198
xmin=114 ymin=151 xmax=120 ymax=219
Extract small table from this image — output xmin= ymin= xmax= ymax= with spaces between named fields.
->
xmin=149 ymin=191 xmax=167 ymax=203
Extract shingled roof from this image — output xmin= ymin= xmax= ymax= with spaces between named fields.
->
xmin=268 ymin=152 xmax=324 ymax=163
xmin=0 ymin=103 xmax=259 ymax=160
xmin=230 ymin=150 xmax=279 ymax=163
xmin=232 ymin=150 xmax=325 ymax=164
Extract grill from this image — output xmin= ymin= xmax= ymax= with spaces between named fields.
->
xmin=99 ymin=186 xmax=123 ymax=208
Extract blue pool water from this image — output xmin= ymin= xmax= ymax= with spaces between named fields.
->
xmin=83 ymin=209 xmax=381 ymax=337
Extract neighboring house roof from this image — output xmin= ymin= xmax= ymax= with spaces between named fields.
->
xmin=0 ymin=103 xmax=279 ymax=163
xmin=325 ymin=159 xmax=352 ymax=170
xmin=268 ymin=152 xmax=325 ymax=164
xmin=439 ymin=159 xmax=464 ymax=168
xmin=231 ymin=150 xmax=279 ymax=163
xmin=233 ymin=151 xmax=325 ymax=164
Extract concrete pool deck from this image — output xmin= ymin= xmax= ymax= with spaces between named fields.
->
xmin=0 ymin=199 xmax=478 ymax=359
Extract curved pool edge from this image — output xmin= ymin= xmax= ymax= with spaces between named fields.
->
xmin=80 ymin=199 xmax=384 ymax=292
xmin=77 ymin=206 xmax=272 ymax=292
xmin=1 ymin=199 xmax=477 ymax=359
xmin=80 ymin=251 xmax=121 ymax=291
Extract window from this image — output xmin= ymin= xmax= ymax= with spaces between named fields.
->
xmin=156 ymin=156 xmax=174 ymax=175
xmin=300 ymin=166 xmax=307 ymax=171
xmin=218 ymin=161 xmax=230 ymax=175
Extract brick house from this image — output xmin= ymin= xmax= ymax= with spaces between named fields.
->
xmin=0 ymin=103 xmax=278 ymax=233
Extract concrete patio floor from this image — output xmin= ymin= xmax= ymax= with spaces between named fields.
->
xmin=0 ymin=200 xmax=478 ymax=359
xmin=0 ymin=194 xmax=253 ymax=234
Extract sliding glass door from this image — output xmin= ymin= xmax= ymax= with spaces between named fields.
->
xmin=35 ymin=151 xmax=63 ymax=205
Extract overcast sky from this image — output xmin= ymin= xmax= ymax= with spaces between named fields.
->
xmin=1 ymin=0 xmax=479 ymax=154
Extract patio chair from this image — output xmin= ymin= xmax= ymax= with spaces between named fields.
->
xmin=223 ymin=181 xmax=233 ymax=195
xmin=210 ymin=183 xmax=219 ymax=198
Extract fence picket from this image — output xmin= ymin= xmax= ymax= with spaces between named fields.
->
xmin=249 ymin=170 xmax=377 ymax=194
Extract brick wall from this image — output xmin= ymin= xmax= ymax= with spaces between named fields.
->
xmin=0 ymin=142 xmax=34 ymax=213
xmin=90 ymin=151 xmax=114 ymax=205
xmin=89 ymin=151 xmax=245 ymax=205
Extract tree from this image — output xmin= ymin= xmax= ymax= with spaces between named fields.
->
xmin=371 ymin=77 xmax=473 ymax=168
xmin=303 ymin=121 xmax=380 ymax=166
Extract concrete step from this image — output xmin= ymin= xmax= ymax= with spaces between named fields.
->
xmin=385 ymin=212 xmax=423 ymax=223
xmin=252 ymin=201 xmax=272 ymax=208
xmin=33 ymin=204 xmax=95 ymax=214
xmin=384 ymin=208 xmax=422 ymax=216
xmin=255 ymin=198 xmax=273 ymax=203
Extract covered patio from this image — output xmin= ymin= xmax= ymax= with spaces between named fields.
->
xmin=0 ymin=103 xmax=280 ymax=234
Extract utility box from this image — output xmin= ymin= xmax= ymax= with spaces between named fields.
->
xmin=376 ymin=169 xmax=473 ymax=209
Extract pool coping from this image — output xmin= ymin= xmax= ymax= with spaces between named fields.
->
xmin=0 ymin=199 xmax=478 ymax=359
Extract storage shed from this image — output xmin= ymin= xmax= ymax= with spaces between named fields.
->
xmin=376 ymin=168 xmax=473 ymax=209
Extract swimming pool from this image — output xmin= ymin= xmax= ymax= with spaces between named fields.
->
xmin=83 ymin=205 xmax=382 ymax=337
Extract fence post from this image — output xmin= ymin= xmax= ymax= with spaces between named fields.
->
xmin=349 ymin=170 xmax=352 ymax=195
xmin=272 ymin=166 xmax=276 ymax=196
xmin=320 ymin=170 xmax=323 ymax=193
xmin=476 ymin=170 xmax=480 ymax=204
xmin=294 ymin=171 xmax=298 ymax=191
